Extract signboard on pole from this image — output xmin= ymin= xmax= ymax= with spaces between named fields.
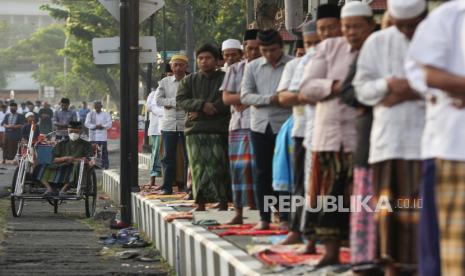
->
xmin=44 ymin=86 xmax=55 ymax=98
xmin=92 ymin=36 xmax=157 ymax=65
xmin=98 ymin=0 xmax=164 ymax=23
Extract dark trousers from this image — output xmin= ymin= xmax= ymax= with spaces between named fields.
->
xmin=290 ymin=138 xmax=305 ymax=232
xmin=251 ymin=125 xmax=279 ymax=223
xmin=160 ymin=131 xmax=188 ymax=193
xmin=91 ymin=141 xmax=109 ymax=169
xmin=419 ymin=159 xmax=441 ymax=276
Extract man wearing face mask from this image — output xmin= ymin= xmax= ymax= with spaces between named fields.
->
xmin=1 ymin=102 xmax=26 ymax=163
xmin=276 ymin=19 xmax=320 ymax=246
xmin=36 ymin=121 xmax=93 ymax=197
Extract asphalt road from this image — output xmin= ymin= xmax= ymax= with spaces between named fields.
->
xmin=0 ymin=141 xmax=171 ymax=275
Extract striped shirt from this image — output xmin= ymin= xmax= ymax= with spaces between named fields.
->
xmin=220 ymin=60 xmax=251 ymax=131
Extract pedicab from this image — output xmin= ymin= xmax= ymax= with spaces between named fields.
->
xmin=10 ymin=123 xmax=99 ymax=218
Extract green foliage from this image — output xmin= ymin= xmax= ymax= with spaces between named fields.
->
xmin=0 ymin=0 xmax=247 ymax=103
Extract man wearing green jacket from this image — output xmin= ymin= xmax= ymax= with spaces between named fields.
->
xmin=176 ymin=43 xmax=231 ymax=211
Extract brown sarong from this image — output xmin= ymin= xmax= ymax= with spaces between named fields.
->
xmin=435 ymin=159 xmax=465 ymax=276
xmin=309 ymin=150 xmax=353 ymax=241
xmin=3 ymin=138 xmax=18 ymax=160
xmin=372 ymin=159 xmax=421 ymax=268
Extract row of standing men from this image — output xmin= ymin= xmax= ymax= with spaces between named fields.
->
xmin=145 ymin=0 xmax=464 ymax=275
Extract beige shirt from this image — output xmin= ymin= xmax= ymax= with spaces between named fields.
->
xmin=300 ymin=37 xmax=358 ymax=152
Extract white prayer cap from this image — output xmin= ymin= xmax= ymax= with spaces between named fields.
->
xmin=341 ymin=1 xmax=373 ymax=18
xmin=388 ymin=0 xmax=426 ymax=20
xmin=222 ymin=39 xmax=242 ymax=51
xmin=25 ymin=112 xmax=34 ymax=119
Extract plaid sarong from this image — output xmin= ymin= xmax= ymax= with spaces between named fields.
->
xmin=372 ymin=159 xmax=421 ymax=269
xmin=350 ymin=167 xmax=376 ymax=265
xmin=149 ymin=135 xmax=162 ymax=177
xmin=435 ymin=159 xmax=465 ymax=276
xmin=186 ymin=134 xmax=230 ymax=204
xmin=228 ymin=129 xmax=255 ymax=208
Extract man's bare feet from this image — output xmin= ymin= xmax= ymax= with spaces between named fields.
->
xmin=253 ymin=221 xmax=270 ymax=230
xmin=218 ymin=202 xmax=228 ymax=211
xmin=299 ymin=240 xmax=317 ymax=254
xmin=183 ymin=192 xmax=193 ymax=200
xmin=191 ymin=203 xmax=206 ymax=212
xmin=226 ymin=215 xmax=243 ymax=225
xmin=279 ymin=231 xmax=302 ymax=245
xmin=279 ymin=221 xmax=289 ymax=231
xmin=315 ymin=240 xmax=340 ymax=268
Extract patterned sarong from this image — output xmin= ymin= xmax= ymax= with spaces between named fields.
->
xmin=228 ymin=129 xmax=255 ymax=208
xmin=186 ymin=134 xmax=230 ymax=204
xmin=149 ymin=135 xmax=162 ymax=177
xmin=435 ymin=159 xmax=465 ymax=276
xmin=372 ymin=159 xmax=421 ymax=269
xmin=309 ymin=150 xmax=353 ymax=240
xmin=350 ymin=167 xmax=376 ymax=265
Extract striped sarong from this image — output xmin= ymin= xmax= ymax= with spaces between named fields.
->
xmin=435 ymin=159 xmax=465 ymax=276
xmin=149 ymin=135 xmax=162 ymax=177
xmin=372 ymin=160 xmax=421 ymax=269
xmin=186 ymin=134 xmax=230 ymax=204
xmin=35 ymin=163 xmax=79 ymax=184
xmin=228 ymin=129 xmax=255 ymax=208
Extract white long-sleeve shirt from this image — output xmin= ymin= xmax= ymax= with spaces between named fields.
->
xmin=84 ymin=111 xmax=112 ymax=141
xmin=406 ymin=0 xmax=465 ymax=162
xmin=146 ymin=90 xmax=164 ymax=136
xmin=353 ymin=26 xmax=425 ymax=164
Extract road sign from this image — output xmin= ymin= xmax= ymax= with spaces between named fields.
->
xmin=44 ymin=86 xmax=55 ymax=98
xmin=92 ymin=36 xmax=157 ymax=65
xmin=98 ymin=0 xmax=164 ymax=23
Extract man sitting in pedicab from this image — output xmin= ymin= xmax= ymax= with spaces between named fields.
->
xmin=35 ymin=121 xmax=94 ymax=197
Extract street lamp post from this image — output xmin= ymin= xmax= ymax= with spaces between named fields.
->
xmin=119 ymin=0 xmax=140 ymax=225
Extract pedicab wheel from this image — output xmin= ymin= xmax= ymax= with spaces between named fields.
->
xmin=10 ymin=167 xmax=25 ymax=217
xmin=85 ymin=170 xmax=97 ymax=218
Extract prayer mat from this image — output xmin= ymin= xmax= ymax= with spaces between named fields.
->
xmin=164 ymin=212 xmax=193 ymax=223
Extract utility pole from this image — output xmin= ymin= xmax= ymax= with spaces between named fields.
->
xmin=119 ymin=0 xmax=140 ymax=225
xmin=185 ymin=1 xmax=195 ymax=72
xmin=142 ymin=14 xmax=155 ymax=153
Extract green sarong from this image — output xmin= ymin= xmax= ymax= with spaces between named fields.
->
xmin=186 ymin=134 xmax=230 ymax=203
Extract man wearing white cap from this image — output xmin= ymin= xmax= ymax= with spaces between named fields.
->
xmin=221 ymin=39 xmax=243 ymax=71
xmin=353 ymin=0 xmax=427 ymax=274
xmin=220 ymin=30 xmax=260 ymax=224
xmin=155 ymin=54 xmax=189 ymax=194
xmin=21 ymin=112 xmax=40 ymax=142
xmin=300 ymin=1 xmax=375 ymax=267
xmin=406 ymin=1 xmax=465 ymax=275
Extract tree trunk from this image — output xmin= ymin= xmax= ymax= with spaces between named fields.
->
xmin=254 ymin=0 xmax=279 ymax=30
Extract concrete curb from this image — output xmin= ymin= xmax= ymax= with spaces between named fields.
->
xmin=102 ymin=154 xmax=266 ymax=276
